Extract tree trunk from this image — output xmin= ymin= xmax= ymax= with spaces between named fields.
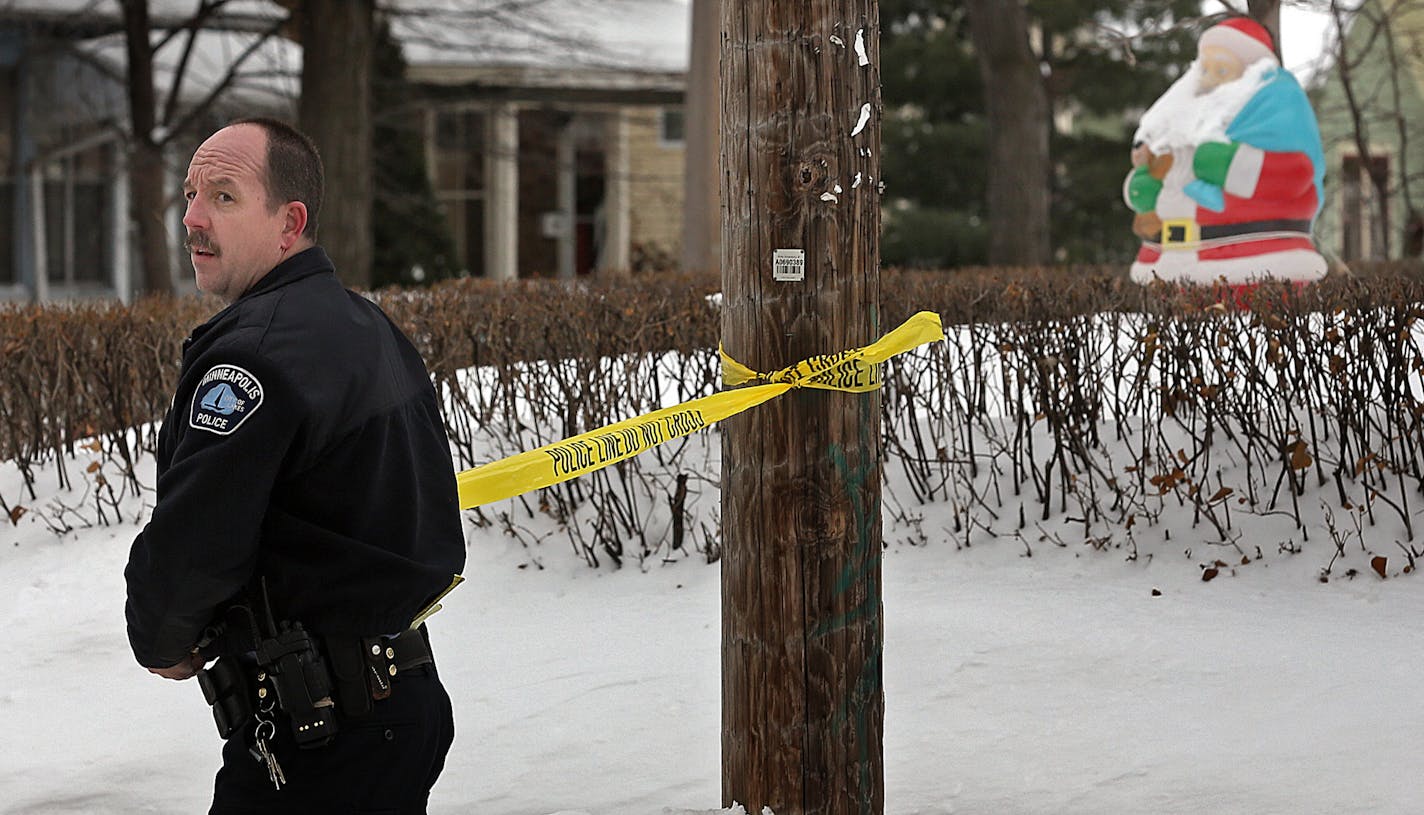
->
xmin=681 ymin=0 xmax=720 ymax=274
xmin=1247 ymin=0 xmax=1282 ymax=58
xmin=1329 ymin=0 xmax=1392 ymax=258
xmin=298 ymin=0 xmax=373 ymax=289
xmin=1380 ymin=5 xmax=1417 ymax=258
xmin=121 ymin=0 xmax=174 ymax=296
xmin=720 ymin=0 xmax=884 ymax=813
xmin=965 ymin=0 xmax=1051 ymax=266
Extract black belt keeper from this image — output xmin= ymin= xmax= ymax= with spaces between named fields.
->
xmin=324 ymin=627 xmax=434 ymax=720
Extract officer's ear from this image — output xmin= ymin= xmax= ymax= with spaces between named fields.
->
xmin=279 ymin=201 xmax=309 ymax=252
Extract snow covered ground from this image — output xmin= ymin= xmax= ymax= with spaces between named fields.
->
xmin=2 ymin=427 xmax=1421 ymax=815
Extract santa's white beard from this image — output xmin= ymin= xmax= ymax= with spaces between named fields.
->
xmin=1134 ymin=58 xmax=1276 ymax=153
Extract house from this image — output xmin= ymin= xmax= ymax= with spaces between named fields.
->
xmin=0 ymin=0 xmax=296 ymax=302
xmin=393 ymin=0 xmax=689 ymax=279
xmin=1311 ymin=0 xmax=1424 ymax=262
xmin=0 ymin=0 xmax=690 ymax=302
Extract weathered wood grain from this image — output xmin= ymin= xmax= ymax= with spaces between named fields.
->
xmin=720 ymin=2 xmax=884 ymax=813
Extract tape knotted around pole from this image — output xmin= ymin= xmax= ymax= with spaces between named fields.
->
xmin=456 ymin=311 xmax=945 ymax=509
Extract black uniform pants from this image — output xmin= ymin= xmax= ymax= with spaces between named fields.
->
xmin=208 ymin=665 xmax=454 ymax=815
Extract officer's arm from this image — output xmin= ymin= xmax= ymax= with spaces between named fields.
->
xmin=124 ymin=353 xmax=301 ymax=670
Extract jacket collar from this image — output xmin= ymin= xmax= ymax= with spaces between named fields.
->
xmin=182 ymin=246 xmax=336 ymax=355
xmin=238 ymin=246 xmax=335 ymax=301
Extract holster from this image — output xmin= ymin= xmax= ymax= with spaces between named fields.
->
xmin=327 ymin=638 xmax=374 ymax=719
xmin=324 ymin=627 xmax=435 ymax=720
xmin=254 ymin=622 xmax=339 ymax=748
xmin=195 ymin=603 xmax=263 ymax=741
xmin=198 ymin=656 xmax=255 ymax=740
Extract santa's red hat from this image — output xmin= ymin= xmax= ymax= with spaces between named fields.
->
xmin=1199 ymin=18 xmax=1278 ymax=66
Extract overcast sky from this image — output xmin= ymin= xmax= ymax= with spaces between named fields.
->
xmin=1202 ymin=1 xmax=1340 ymax=81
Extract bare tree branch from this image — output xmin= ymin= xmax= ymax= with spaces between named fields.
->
xmin=159 ymin=17 xmax=286 ymax=146
xmin=159 ymin=0 xmax=228 ymax=126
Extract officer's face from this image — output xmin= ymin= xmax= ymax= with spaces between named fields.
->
xmin=181 ymin=125 xmax=305 ymax=303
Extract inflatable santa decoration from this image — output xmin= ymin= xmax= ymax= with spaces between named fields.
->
xmin=1123 ymin=17 xmax=1327 ymax=288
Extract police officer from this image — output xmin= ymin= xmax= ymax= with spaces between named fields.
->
xmin=124 ymin=118 xmax=466 ymax=813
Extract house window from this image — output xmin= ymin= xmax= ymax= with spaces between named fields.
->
xmin=659 ymin=107 xmax=685 ymax=146
xmin=430 ymin=108 xmax=486 ymax=277
xmin=1341 ymin=152 xmax=1390 ymax=261
xmin=39 ymin=143 xmax=115 ymax=290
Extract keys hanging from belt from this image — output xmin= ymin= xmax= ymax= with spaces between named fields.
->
xmin=250 ymin=718 xmax=286 ymax=791
xmin=248 ymin=672 xmax=287 ymax=791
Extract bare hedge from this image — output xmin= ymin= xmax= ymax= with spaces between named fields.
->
xmin=0 ymin=296 xmax=211 ymax=527
xmin=881 ymin=263 xmax=1424 ymax=579
xmin=6 ymin=262 xmax=1424 ymax=576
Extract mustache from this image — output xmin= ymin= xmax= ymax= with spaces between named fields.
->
xmin=183 ymin=231 xmax=220 ymax=256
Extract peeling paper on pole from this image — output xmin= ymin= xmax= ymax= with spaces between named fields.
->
xmin=456 ymin=311 xmax=946 ymax=508
xmin=851 ymin=103 xmax=872 ymax=137
xmin=855 ymin=29 xmax=870 ymax=66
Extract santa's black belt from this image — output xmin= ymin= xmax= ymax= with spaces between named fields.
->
xmin=1159 ymin=218 xmax=1312 ymax=244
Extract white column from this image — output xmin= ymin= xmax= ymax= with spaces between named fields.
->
xmin=112 ymin=151 xmax=131 ymax=304
xmin=423 ymin=106 xmax=438 ymax=184
xmin=29 ymin=167 xmax=47 ymax=303
xmin=484 ymin=102 xmax=519 ymax=280
xmin=166 ymin=157 xmax=190 ymax=294
xmin=599 ymin=108 xmax=631 ymax=276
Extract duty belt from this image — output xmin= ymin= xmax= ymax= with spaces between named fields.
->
xmin=198 ymin=623 xmax=437 ymax=793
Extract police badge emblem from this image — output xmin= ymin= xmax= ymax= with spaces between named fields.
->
xmin=190 ymin=364 xmax=264 ymax=435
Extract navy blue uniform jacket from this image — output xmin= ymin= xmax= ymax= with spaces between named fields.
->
xmin=125 ymin=247 xmax=465 ymax=669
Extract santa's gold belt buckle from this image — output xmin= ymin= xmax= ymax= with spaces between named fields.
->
xmin=1160 ymin=218 xmax=1199 ymax=248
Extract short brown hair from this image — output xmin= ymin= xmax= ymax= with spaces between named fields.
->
xmin=228 ymin=116 xmax=324 ymax=240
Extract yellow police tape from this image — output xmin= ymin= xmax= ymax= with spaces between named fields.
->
xmin=456 ymin=310 xmax=945 ymax=509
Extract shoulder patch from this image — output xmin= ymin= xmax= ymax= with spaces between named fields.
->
xmin=189 ymin=364 xmax=264 ymax=436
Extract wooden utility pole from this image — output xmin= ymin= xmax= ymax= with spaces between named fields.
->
xmin=720 ymin=0 xmax=883 ymax=813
